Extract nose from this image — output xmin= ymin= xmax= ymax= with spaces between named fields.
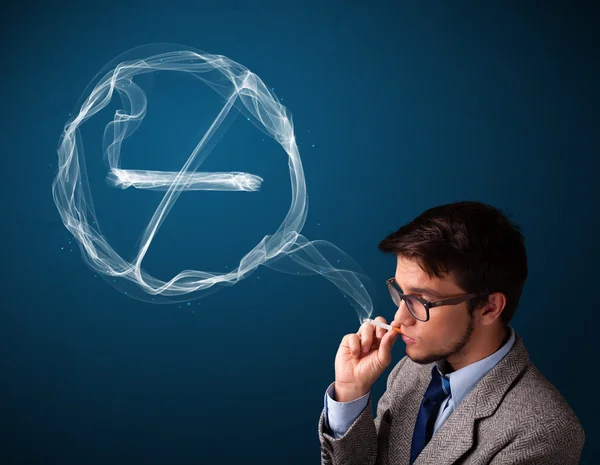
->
xmin=392 ymin=299 xmax=416 ymax=328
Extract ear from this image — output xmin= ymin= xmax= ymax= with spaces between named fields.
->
xmin=479 ymin=292 xmax=507 ymax=325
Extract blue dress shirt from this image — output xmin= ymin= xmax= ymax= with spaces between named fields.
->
xmin=324 ymin=326 xmax=516 ymax=439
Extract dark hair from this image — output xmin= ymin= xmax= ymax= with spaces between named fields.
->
xmin=378 ymin=201 xmax=527 ymax=325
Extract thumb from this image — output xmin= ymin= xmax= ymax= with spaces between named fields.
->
xmin=377 ymin=330 xmax=399 ymax=366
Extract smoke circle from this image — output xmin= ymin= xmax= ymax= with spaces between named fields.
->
xmin=52 ymin=43 xmax=373 ymax=322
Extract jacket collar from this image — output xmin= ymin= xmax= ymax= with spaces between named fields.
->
xmin=413 ymin=332 xmax=530 ymax=464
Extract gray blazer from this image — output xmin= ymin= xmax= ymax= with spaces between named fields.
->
xmin=318 ymin=332 xmax=585 ymax=464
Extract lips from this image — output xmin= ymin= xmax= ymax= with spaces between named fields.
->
xmin=402 ymin=334 xmax=417 ymax=345
xmin=397 ymin=328 xmax=416 ymax=340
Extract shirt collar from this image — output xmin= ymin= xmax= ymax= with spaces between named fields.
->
xmin=435 ymin=326 xmax=516 ymax=406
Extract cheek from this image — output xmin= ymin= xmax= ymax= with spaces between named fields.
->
xmin=428 ymin=307 xmax=457 ymax=326
xmin=426 ymin=308 xmax=467 ymax=338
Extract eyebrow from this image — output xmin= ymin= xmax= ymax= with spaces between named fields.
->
xmin=395 ymin=281 xmax=445 ymax=298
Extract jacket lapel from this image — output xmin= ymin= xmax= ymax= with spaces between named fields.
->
xmin=412 ymin=333 xmax=530 ymax=465
xmin=387 ymin=366 xmax=431 ymax=465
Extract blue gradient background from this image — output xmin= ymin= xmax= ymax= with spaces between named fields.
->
xmin=2 ymin=1 xmax=598 ymax=464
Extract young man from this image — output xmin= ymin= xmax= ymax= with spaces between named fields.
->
xmin=318 ymin=201 xmax=585 ymax=465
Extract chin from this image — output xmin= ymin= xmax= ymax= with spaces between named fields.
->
xmin=406 ymin=349 xmax=443 ymax=366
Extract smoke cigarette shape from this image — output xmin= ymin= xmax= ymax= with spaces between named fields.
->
xmin=51 ymin=43 xmax=374 ymax=323
xmin=107 ymin=168 xmax=264 ymax=191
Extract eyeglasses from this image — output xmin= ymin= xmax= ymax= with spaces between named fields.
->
xmin=386 ymin=277 xmax=488 ymax=322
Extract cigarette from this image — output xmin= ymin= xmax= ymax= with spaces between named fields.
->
xmin=364 ymin=318 xmax=403 ymax=335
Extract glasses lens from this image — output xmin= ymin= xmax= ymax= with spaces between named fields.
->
xmin=405 ymin=296 xmax=428 ymax=321
xmin=387 ymin=283 xmax=428 ymax=321
xmin=387 ymin=282 xmax=402 ymax=307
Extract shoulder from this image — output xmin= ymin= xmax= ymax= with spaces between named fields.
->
xmin=479 ymin=360 xmax=585 ymax=464
xmin=492 ymin=360 xmax=584 ymax=441
xmin=512 ymin=362 xmax=581 ymax=419
xmin=486 ymin=333 xmax=583 ymax=434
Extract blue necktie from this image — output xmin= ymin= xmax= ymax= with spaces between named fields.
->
xmin=410 ymin=366 xmax=451 ymax=465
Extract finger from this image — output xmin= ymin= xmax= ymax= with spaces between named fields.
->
xmin=377 ymin=329 xmax=399 ymax=366
xmin=347 ymin=334 xmax=362 ymax=358
xmin=358 ymin=322 xmax=375 ymax=353
xmin=373 ymin=316 xmax=388 ymax=339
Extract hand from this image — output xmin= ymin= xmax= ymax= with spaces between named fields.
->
xmin=333 ymin=316 xmax=399 ymax=402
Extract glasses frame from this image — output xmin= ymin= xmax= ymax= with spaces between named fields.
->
xmin=386 ymin=277 xmax=488 ymax=322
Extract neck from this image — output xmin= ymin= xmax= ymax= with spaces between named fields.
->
xmin=446 ymin=324 xmax=509 ymax=372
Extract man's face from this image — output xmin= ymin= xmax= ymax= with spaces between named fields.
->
xmin=391 ymin=255 xmax=475 ymax=368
